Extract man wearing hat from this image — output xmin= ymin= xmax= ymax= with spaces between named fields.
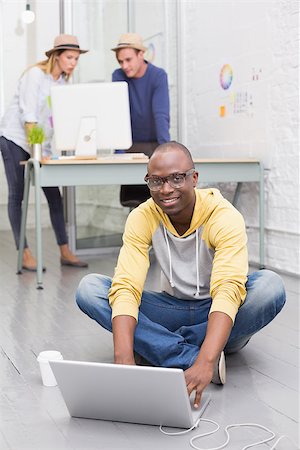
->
xmin=112 ymin=32 xmax=170 ymax=206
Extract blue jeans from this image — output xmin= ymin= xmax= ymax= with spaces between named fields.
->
xmin=0 ymin=137 xmax=68 ymax=249
xmin=76 ymin=270 xmax=286 ymax=370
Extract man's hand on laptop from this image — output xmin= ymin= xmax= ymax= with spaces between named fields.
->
xmin=184 ymin=357 xmax=215 ymax=408
xmin=185 ymin=312 xmax=232 ymax=407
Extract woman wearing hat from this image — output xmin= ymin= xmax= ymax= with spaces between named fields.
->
xmin=0 ymin=35 xmax=89 ymax=270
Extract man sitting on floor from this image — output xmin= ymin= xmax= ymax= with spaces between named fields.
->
xmin=76 ymin=141 xmax=286 ymax=408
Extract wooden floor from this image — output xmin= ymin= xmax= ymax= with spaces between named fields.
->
xmin=0 ymin=228 xmax=299 ymax=450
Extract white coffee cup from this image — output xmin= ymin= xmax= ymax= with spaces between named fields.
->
xmin=37 ymin=350 xmax=63 ymax=387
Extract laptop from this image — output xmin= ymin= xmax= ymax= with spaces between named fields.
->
xmin=50 ymin=360 xmax=210 ymax=428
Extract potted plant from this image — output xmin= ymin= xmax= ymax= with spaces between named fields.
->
xmin=28 ymin=125 xmax=45 ymax=161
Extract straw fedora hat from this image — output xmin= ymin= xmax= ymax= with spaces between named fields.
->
xmin=45 ymin=34 xmax=88 ymax=58
xmin=111 ymin=33 xmax=147 ymax=52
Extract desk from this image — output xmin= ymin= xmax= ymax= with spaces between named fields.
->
xmin=18 ymin=158 xmax=264 ymax=288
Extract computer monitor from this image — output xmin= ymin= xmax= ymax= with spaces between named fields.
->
xmin=51 ymin=82 xmax=132 ymax=156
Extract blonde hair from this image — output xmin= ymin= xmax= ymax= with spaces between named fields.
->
xmin=24 ymin=50 xmax=71 ymax=80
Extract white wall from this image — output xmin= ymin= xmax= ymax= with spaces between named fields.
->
xmin=72 ymin=0 xmax=129 ymax=83
xmin=1 ymin=1 xmax=26 ymax=229
xmin=181 ymin=0 xmax=299 ymax=275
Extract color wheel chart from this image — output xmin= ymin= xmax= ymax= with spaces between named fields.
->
xmin=144 ymin=32 xmax=164 ymax=68
xmin=145 ymin=43 xmax=155 ymax=63
xmin=220 ymin=64 xmax=233 ymax=90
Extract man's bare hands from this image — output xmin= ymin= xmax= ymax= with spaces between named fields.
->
xmin=184 ymin=358 xmax=215 ymax=408
xmin=112 ymin=315 xmax=137 ymax=366
xmin=184 ymin=312 xmax=233 ymax=408
xmin=114 ymin=355 xmax=136 ymax=365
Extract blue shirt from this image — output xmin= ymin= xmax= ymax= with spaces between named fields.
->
xmin=112 ymin=62 xmax=170 ymax=144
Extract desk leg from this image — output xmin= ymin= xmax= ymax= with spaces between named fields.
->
xmin=17 ymin=162 xmax=31 ymax=274
xmin=33 ymin=160 xmax=44 ymax=289
xmin=259 ymin=165 xmax=265 ymax=269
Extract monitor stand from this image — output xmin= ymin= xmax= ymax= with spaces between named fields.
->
xmin=75 ymin=116 xmax=97 ymax=157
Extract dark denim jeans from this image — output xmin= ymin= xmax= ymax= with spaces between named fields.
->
xmin=76 ymin=269 xmax=286 ymax=369
xmin=0 ymin=136 xmax=67 ymax=249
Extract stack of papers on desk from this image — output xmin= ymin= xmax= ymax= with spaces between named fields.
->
xmin=99 ymin=153 xmax=148 ymax=160
xmin=56 ymin=153 xmax=149 ymax=161
xmin=58 ymin=155 xmax=96 ymax=160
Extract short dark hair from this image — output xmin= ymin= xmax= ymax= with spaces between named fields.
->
xmin=151 ymin=141 xmax=194 ymax=168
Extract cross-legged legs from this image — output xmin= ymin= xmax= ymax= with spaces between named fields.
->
xmin=76 ymin=269 xmax=286 ymax=369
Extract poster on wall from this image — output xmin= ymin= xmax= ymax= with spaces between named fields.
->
xmin=218 ymin=63 xmax=262 ymax=119
xmin=187 ymin=1 xmax=272 ymax=166
xmin=193 ymin=53 xmax=270 ymax=165
xmin=144 ymin=32 xmax=164 ymax=68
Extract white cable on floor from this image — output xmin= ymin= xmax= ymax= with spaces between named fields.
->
xmin=160 ymin=418 xmax=297 ymax=450
xmin=159 ymin=417 xmax=219 ymax=437
xmin=190 ymin=422 xmax=275 ymax=450
xmin=269 ymin=434 xmax=297 ymax=450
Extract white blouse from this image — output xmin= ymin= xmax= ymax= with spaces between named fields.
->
xmin=0 ymin=66 xmax=66 ymax=156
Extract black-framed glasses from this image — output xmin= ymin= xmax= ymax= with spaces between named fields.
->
xmin=144 ymin=168 xmax=195 ymax=191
